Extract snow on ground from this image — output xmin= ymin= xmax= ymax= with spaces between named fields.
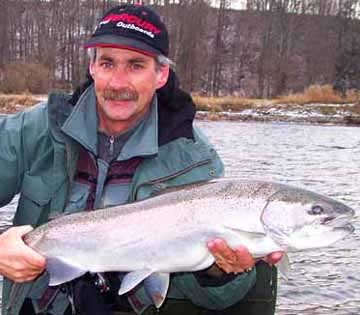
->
xmin=196 ymin=102 xmax=360 ymax=125
xmin=34 ymin=95 xmax=48 ymax=102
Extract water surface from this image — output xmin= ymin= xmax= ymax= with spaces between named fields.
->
xmin=1 ymin=121 xmax=359 ymax=314
xmin=198 ymin=121 xmax=360 ymax=315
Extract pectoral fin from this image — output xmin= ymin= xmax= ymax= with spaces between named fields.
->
xmin=46 ymin=257 xmax=87 ymax=286
xmin=223 ymin=224 xmax=266 ymax=239
xmin=144 ymin=272 xmax=170 ymax=308
xmin=276 ymin=253 xmax=290 ymax=280
xmin=118 ymin=269 xmax=154 ymax=295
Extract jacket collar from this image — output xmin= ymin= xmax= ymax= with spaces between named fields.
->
xmin=61 ymin=84 xmax=158 ymax=158
xmin=117 ymin=96 xmax=158 ymax=161
xmin=61 ymin=85 xmax=98 ymax=154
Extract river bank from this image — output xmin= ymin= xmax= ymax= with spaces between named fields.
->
xmin=1 ymin=93 xmax=360 ymax=126
xmin=196 ymin=102 xmax=360 ymax=125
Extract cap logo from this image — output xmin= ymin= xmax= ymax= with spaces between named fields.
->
xmin=99 ymin=13 xmax=161 ymax=39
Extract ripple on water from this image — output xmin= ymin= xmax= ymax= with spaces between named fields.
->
xmin=197 ymin=121 xmax=360 ymax=314
xmin=1 ymin=122 xmax=359 ymax=314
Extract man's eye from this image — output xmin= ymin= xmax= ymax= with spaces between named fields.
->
xmin=100 ymin=62 xmax=113 ymax=69
xmin=131 ymin=63 xmax=144 ymax=70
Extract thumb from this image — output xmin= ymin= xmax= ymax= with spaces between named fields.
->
xmin=3 ymin=225 xmax=33 ymax=238
xmin=264 ymin=251 xmax=284 ymax=265
xmin=15 ymin=225 xmax=34 ymax=237
xmin=13 ymin=226 xmax=46 ymax=268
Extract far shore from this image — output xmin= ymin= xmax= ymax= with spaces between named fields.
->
xmin=1 ymin=92 xmax=359 ymax=126
xmin=195 ymin=102 xmax=360 ymax=126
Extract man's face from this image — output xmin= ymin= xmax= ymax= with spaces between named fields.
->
xmin=89 ymin=47 xmax=169 ymax=134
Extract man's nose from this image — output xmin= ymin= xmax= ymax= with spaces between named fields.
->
xmin=107 ymin=66 xmax=130 ymax=88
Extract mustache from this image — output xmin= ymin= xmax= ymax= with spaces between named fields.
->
xmin=103 ymin=88 xmax=139 ymax=102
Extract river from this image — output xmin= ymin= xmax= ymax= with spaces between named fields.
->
xmin=1 ymin=120 xmax=359 ymax=314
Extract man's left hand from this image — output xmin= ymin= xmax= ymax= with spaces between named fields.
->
xmin=207 ymin=238 xmax=283 ymax=274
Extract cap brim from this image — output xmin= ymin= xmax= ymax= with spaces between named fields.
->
xmin=84 ymin=35 xmax=161 ymax=57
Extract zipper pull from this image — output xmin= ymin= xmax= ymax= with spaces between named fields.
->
xmin=109 ymin=135 xmax=114 ymax=157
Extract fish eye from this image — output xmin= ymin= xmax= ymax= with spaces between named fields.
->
xmin=308 ymin=205 xmax=324 ymax=215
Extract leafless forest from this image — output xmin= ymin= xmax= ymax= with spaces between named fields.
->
xmin=0 ymin=0 xmax=359 ymax=98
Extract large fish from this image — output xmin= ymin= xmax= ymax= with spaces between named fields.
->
xmin=24 ymin=179 xmax=355 ymax=307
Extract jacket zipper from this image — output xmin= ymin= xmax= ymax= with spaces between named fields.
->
xmin=109 ymin=135 xmax=115 ymax=157
xmin=131 ymin=159 xmax=212 ymax=201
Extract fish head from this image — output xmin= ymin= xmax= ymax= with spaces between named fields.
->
xmin=261 ymin=186 xmax=355 ymax=251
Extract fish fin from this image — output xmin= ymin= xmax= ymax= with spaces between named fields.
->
xmin=264 ymin=227 xmax=289 ymax=250
xmin=144 ymin=272 xmax=170 ymax=308
xmin=224 ymin=224 xmax=266 ymax=239
xmin=46 ymin=257 xmax=87 ymax=286
xmin=118 ymin=269 xmax=154 ymax=295
xmin=276 ymin=253 xmax=290 ymax=280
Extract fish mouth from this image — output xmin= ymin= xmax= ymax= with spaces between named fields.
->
xmin=320 ymin=214 xmax=354 ymax=232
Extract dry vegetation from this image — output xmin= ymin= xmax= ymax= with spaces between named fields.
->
xmin=193 ymin=85 xmax=359 ymax=112
xmin=1 ymin=85 xmax=359 ymax=121
xmin=0 ymin=62 xmax=51 ymax=94
xmin=192 ymin=95 xmax=262 ymax=112
xmin=275 ymin=85 xmax=360 ymax=105
xmin=0 ymin=94 xmax=39 ymax=114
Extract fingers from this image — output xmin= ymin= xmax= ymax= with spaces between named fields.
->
xmin=9 ymin=226 xmax=46 ymax=268
xmin=263 ymin=251 xmax=284 ymax=265
xmin=0 ymin=226 xmax=46 ymax=282
xmin=2 ymin=261 xmax=44 ymax=283
xmin=233 ymin=246 xmax=254 ymax=271
xmin=208 ymin=239 xmax=238 ymax=273
xmin=207 ymin=238 xmax=284 ymax=276
xmin=22 ymin=243 xmax=47 ymax=269
xmin=207 ymin=238 xmax=254 ymax=274
xmin=15 ymin=226 xmax=46 ymax=268
xmin=15 ymin=225 xmax=34 ymax=236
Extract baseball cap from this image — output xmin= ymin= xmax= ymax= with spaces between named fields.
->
xmin=84 ymin=4 xmax=169 ymax=57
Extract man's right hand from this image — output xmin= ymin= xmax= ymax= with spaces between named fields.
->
xmin=0 ymin=225 xmax=46 ymax=282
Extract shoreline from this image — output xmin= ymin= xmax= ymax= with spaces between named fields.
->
xmin=195 ymin=102 xmax=360 ymax=126
xmin=1 ymin=94 xmax=360 ymax=126
xmin=195 ymin=111 xmax=360 ymax=126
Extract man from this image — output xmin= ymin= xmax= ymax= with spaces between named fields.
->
xmin=0 ymin=4 xmax=280 ymax=315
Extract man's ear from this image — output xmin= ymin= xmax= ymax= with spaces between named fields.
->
xmin=89 ymin=62 xmax=95 ymax=78
xmin=156 ymin=65 xmax=170 ymax=90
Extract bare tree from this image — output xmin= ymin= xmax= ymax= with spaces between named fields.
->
xmin=1 ymin=0 xmax=359 ymax=95
xmin=0 ymin=0 xmax=9 ymax=68
xmin=207 ymin=0 xmax=232 ymax=96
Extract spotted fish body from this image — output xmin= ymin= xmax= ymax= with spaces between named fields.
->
xmin=24 ymin=179 xmax=355 ymax=307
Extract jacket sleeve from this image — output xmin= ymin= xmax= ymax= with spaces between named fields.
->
xmin=0 ymin=103 xmax=48 ymax=208
xmin=170 ymin=269 xmax=256 ymax=310
xmin=0 ymin=112 xmax=28 ymax=206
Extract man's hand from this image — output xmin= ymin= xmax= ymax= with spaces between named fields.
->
xmin=207 ymin=238 xmax=283 ymax=275
xmin=0 ymin=226 xmax=46 ymax=282
xmin=262 ymin=251 xmax=283 ymax=265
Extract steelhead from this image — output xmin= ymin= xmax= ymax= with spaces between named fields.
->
xmin=24 ymin=179 xmax=355 ymax=307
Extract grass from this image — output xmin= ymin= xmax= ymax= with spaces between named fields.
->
xmin=274 ymin=84 xmax=359 ymax=105
xmin=193 ymin=85 xmax=359 ymax=113
xmin=0 ymin=93 xmax=39 ymax=114
xmin=192 ymin=95 xmax=265 ymax=112
xmin=0 ymin=85 xmax=359 ymax=116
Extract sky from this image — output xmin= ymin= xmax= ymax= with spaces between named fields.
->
xmin=212 ymin=0 xmax=246 ymax=10
xmin=230 ymin=0 xmax=246 ymax=9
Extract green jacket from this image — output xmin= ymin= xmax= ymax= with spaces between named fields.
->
xmin=0 ymin=90 xmax=256 ymax=315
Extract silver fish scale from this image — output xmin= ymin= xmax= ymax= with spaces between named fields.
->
xmin=23 ymin=179 xmax=354 ymax=286
xmin=25 ymin=180 xmax=280 ymax=245
xmin=27 ymin=181 xmax=278 ymax=270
